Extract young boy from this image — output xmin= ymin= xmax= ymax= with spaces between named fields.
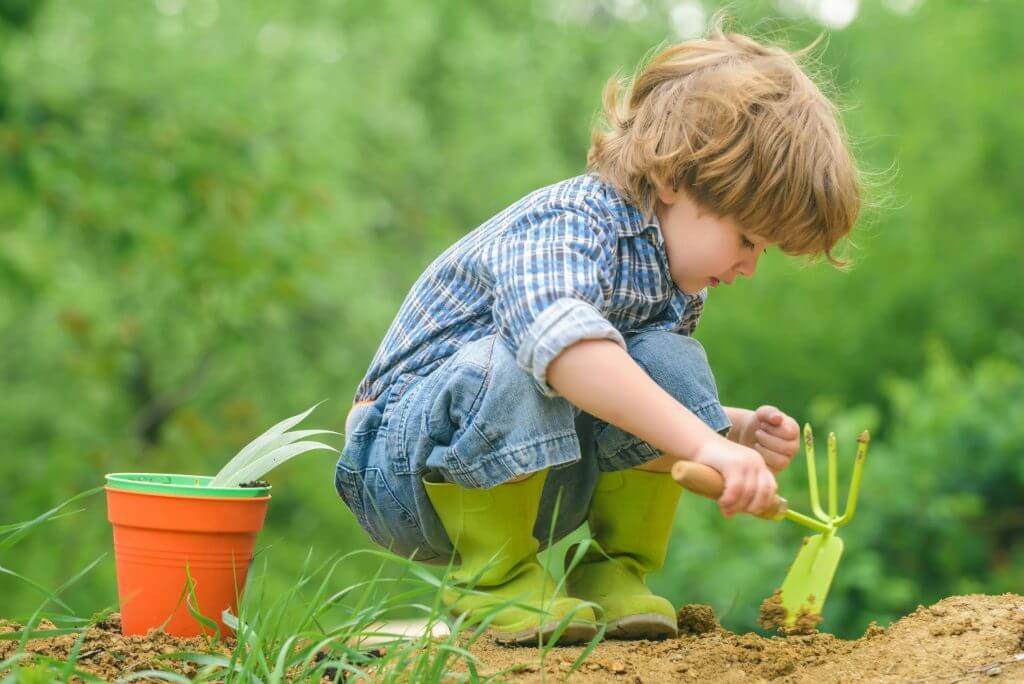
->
xmin=336 ymin=20 xmax=859 ymax=646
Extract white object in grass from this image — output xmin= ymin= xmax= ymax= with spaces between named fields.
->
xmin=209 ymin=401 xmax=340 ymax=487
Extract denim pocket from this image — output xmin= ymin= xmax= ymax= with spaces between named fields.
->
xmin=334 ymin=459 xmax=370 ymax=530
xmin=335 ymin=460 xmax=419 ymax=549
xmin=385 ymin=372 xmax=430 ymax=476
xmin=421 ymin=336 xmax=494 ymax=448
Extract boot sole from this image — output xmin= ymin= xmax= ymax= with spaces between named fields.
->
xmin=494 ymin=620 xmax=599 ymax=646
xmin=606 ymin=613 xmax=678 ymax=640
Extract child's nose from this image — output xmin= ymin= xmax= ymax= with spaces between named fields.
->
xmin=736 ymin=253 xmax=760 ymax=278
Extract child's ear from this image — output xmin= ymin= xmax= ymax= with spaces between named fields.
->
xmin=653 ymin=176 xmax=680 ymax=206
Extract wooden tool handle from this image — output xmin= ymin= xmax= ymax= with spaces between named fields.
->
xmin=670 ymin=461 xmax=788 ymax=521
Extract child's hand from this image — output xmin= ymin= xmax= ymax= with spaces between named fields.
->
xmin=737 ymin=405 xmax=800 ymax=474
xmin=692 ymin=436 xmax=778 ymax=518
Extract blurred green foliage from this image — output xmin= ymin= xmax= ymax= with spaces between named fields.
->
xmin=1 ymin=0 xmax=1021 ymax=639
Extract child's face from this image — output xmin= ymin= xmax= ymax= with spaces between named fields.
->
xmin=656 ymin=185 xmax=772 ymax=295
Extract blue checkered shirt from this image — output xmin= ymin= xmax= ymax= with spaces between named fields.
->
xmin=354 ymin=174 xmax=707 ymax=402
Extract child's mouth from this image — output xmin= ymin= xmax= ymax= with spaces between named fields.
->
xmin=710 ymin=277 xmax=721 ymax=287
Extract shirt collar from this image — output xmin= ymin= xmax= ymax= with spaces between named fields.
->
xmin=642 ymin=212 xmax=667 ymax=250
xmin=603 ymin=178 xmax=702 ymax=300
xmin=624 ymin=202 xmax=706 ymax=303
xmin=615 ymin=193 xmax=665 ymax=246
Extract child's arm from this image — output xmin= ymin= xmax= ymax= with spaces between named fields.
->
xmin=547 ymin=338 xmax=779 ymax=517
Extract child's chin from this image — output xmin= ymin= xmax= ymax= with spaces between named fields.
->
xmin=677 ymin=280 xmax=707 ymax=295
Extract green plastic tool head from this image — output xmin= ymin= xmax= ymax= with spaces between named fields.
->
xmin=779 ymin=532 xmax=844 ymax=626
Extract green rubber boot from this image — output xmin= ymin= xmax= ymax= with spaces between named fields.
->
xmin=424 ymin=471 xmax=598 ymax=645
xmin=566 ymin=468 xmax=682 ymax=639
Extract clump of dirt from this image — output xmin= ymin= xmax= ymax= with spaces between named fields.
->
xmin=758 ymin=589 xmax=822 ymax=636
xmin=863 ymin=620 xmax=886 ymax=638
xmin=239 ymin=480 xmax=271 ymax=488
xmin=467 ymin=593 xmax=1024 ymax=682
xmin=759 ymin=589 xmax=789 ymax=631
xmin=790 ymin=606 xmax=823 ymax=635
xmin=677 ymin=604 xmax=719 ymax=635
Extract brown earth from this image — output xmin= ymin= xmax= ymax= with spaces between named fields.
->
xmin=0 ymin=614 xmax=233 ymax=681
xmin=471 ymin=594 xmax=1024 ymax=683
xmin=2 ymin=594 xmax=1022 ymax=682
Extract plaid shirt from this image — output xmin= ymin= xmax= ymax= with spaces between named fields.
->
xmin=354 ymin=174 xmax=707 ymax=402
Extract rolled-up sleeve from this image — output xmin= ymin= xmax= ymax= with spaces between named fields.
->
xmin=480 ymin=207 xmax=626 ymax=397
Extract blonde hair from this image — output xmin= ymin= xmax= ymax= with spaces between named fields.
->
xmin=587 ymin=17 xmax=860 ymax=265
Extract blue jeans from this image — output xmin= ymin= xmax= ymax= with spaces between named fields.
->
xmin=335 ymin=331 xmax=730 ymax=564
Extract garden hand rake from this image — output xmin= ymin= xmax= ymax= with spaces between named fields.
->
xmin=671 ymin=426 xmax=870 ymax=628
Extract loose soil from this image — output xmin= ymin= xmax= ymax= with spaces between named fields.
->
xmin=758 ymin=589 xmax=823 ymax=635
xmin=2 ymin=594 xmax=1022 ymax=682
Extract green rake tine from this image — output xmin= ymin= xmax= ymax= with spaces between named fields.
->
xmin=835 ymin=431 xmax=870 ymax=528
xmin=827 ymin=432 xmax=839 ymax=518
xmin=803 ymin=424 xmax=829 ymax=522
xmin=783 ymin=509 xmax=831 ymax=534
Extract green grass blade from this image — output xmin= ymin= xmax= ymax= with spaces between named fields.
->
xmin=291 ymin=553 xmax=349 ymax=629
xmin=291 ymin=636 xmax=354 ymax=681
xmin=51 ymin=554 xmax=106 ymax=602
xmin=57 ymin=621 xmax=92 ymax=682
xmin=0 ymin=511 xmax=82 ymax=534
xmin=565 ymin=620 xmax=607 ymax=677
xmin=23 ymin=656 xmax=106 ymax=683
xmin=268 ymin=634 xmax=301 ymax=683
xmin=0 ymin=566 xmax=73 ymax=612
xmin=0 ymin=652 xmax=33 ymax=674
xmin=183 ymin=564 xmax=222 ymax=643
xmin=0 ymin=487 xmax=102 ymax=552
xmin=117 ymin=670 xmax=193 ymax=683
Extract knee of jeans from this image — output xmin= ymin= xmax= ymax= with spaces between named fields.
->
xmin=626 ymin=331 xmax=719 ymax=409
xmin=423 ymin=337 xmax=581 ymax=488
xmin=441 ymin=335 xmax=555 ymax=451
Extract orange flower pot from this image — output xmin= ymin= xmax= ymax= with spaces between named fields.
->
xmin=105 ymin=486 xmax=270 ymax=637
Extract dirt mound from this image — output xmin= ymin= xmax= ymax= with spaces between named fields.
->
xmin=471 ymin=594 xmax=1024 ymax=682
xmin=1 ymin=594 xmax=1022 ymax=681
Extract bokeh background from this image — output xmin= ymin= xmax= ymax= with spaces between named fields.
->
xmin=1 ymin=0 xmax=1021 ymax=639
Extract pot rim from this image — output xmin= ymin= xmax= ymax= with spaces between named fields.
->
xmin=105 ymin=472 xmax=272 ymax=498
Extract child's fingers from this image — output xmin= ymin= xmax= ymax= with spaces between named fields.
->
xmin=754 ymin=443 xmax=790 ymax=472
xmin=719 ymin=470 xmax=753 ymax=517
xmin=755 ymin=405 xmax=783 ymax=426
xmin=718 ymin=477 xmax=740 ymax=516
xmin=760 ymin=417 xmax=798 ymax=440
xmin=734 ymin=470 xmax=758 ymax=515
xmin=755 ymin=429 xmax=797 ymax=457
xmin=755 ymin=406 xmax=798 ymax=438
xmin=747 ymin=469 xmax=778 ymax=515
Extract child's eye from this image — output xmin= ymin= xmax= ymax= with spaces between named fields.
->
xmin=741 ymin=236 xmax=768 ymax=255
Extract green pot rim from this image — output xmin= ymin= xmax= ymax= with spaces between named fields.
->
xmin=105 ymin=473 xmax=272 ymax=498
